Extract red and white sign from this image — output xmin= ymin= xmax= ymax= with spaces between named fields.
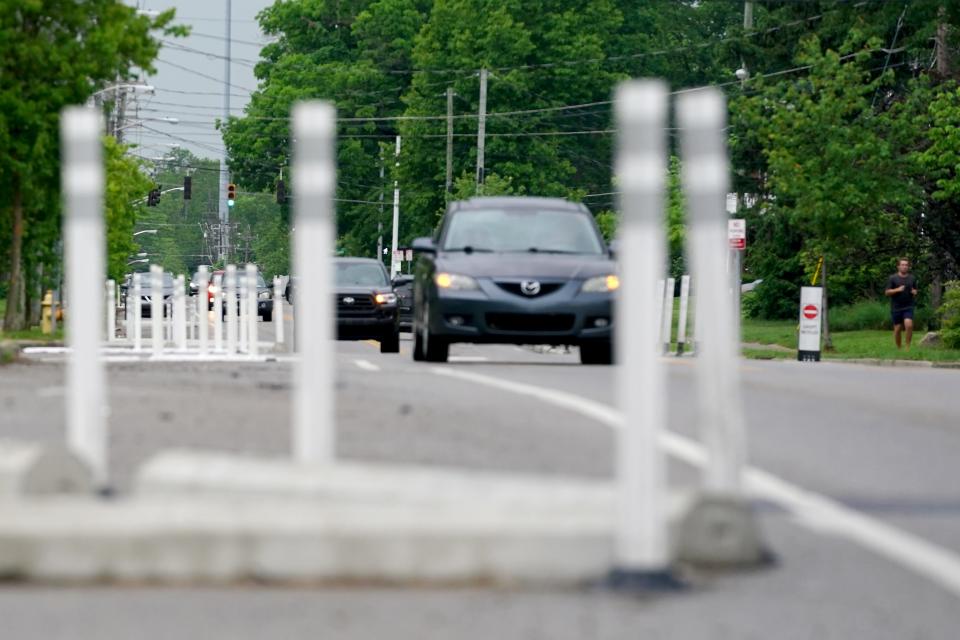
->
xmin=802 ymin=304 xmax=818 ymax=320
xmin=798 ymin=286 xmax=823 ymax=358
xmin=728 ymin=219 xmax=746 ymax=251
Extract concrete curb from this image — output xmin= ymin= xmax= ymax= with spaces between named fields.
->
xmin=0 ymin=440 xmax=93 ymax=498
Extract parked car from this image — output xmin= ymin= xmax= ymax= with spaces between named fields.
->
xmin=209 ymin=269 xmax=275 ymax=322
xmin=122 ymin=271 xmax=175 ymax=319
xmin=392 ymin=274 xmax=415 ymax=332
xmin=411 ymin=196 xmax=617 ymax=364
xmin=335 ymin=258 xmax=400 ymax=353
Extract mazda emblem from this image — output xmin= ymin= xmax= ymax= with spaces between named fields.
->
xmin=343 ymin=296 xmax=355 ymax=304
xmin=520 ymin=280 xmax=541 ymax=296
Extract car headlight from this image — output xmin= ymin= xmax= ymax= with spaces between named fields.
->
xmin=435 ymin=272 xmax=479 ymax=290
xmin=581 ymin=275 xmax=620 ymax=293
xmin=258 ymin=290 xmax=272 ymax=300
xmin=208 ymin=285 xmax=219 ymax=295
xmin=374 ymin=292 xmax=397 ymax=305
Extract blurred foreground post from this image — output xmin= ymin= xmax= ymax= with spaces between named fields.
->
xmin=213 ymin=273 xmax=223 ymax=352
xmin=105 ymin=280 xmax=115 ymax=342
xmin=225 ymin=265 xmax=237 ymax=355
xmin=611 ymin=80 xmax=675 ymax=587
xmin=273 ymin=276 xmax=284 ymax=347
xmin=292 ymin=101 xmax=336 ymax=463
xmin=62 ymin=107 xmax=107 ymax=486
xmin=197 ymin=266 xmax=209 ymax=355
xmin=150 ymin=265 xmax=163 ymax=357
xmin=661 ymin=276 xmax=675 ymax=354
xmin=246 ymin=263 xmax=258 ymax=357
xmin=676 ymin=274 xmax=691 ymax=355
xmin=173 ymin=274 xmax=186 ymax=351
xmin=133 ymin=273 xmax=142 ymax=351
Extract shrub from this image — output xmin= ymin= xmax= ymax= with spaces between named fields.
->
xmin=829 ymin=299 xmax=891 ymax=331
xmin=941 ymin=282 xmax=960 ymax=348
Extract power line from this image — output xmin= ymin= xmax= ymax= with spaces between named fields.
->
xmin=155 ymin=58 xmax=255 ymax=94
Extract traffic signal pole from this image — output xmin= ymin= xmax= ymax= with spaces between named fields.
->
xmin=218 ymin=0 xmax=232 ymax=263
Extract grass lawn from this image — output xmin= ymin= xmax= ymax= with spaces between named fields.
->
xmin=0 ymin=297 xmax=64 ymax=342
xmin=741 ymin=317 xmax=960 ymax=362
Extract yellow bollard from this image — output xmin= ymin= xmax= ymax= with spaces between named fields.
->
xmin=41 ymin=290 xmax=53 ymax=334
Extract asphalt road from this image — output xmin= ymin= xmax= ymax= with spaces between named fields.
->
xmin=2 ymin=327 xmax=960 ymax=638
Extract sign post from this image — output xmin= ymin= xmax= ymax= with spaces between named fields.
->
xmin=798 ymin=286 xmax=823 ymax=362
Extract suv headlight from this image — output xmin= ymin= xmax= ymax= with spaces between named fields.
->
xmin=258 ymin=290 xmax=272 ymax=300
xmin=581 ymin=275 xmax=620 ymax=293
xmin=435 ymin=273 xmax=479 ymax=291
xmin=375 ymin=292 xmax=397 ymax=305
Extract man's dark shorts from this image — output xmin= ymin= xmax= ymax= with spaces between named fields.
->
xmin=892 ymin=308 xmax=914 ymax=326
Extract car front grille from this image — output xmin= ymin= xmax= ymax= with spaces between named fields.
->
xmin=495 ymin=281 xmax=564 ymax=298
xmin=485 ymin=313 xmax=575 ymax=333
xmin=337 ymin=294 xmax=376 ymax=315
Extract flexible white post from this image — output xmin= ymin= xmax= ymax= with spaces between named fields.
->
xmin=173 ymin=274 xmax=186 ymax=351
xmin=654 ymin=278 xmax=665 ymax=346
xmin=676 ymin=274 xmax=691 ymax=355
xmin=238 ymin=269 xmax=248 ymax=353
xmin=274 ymin=276 xmax=284 ymax=347
xmin=213 ymin=273 xmax=223 ymax=352
xmin=105 ymin=279 xmax=116 ymax=342
xmin=678 ymin=88 xmax=746 ymax=493
xmin=150 ymin=266 xmax=163 ymax=357
xmin=225 ymin=265 xmax=237 ymax=355
xmin=292 ymin=101 xmax=336 ymax=463
xmin=62 ymin=107 xmax=108 ymax=487
xmin=246 ymin=263 xmax=259 ymax=357
xmin=612 ymin=81 xmax=671 ymax=578
xmin=661 ymin=277 xmax=675 ymax=354
xmin=197 ymin=266 xmax=209 ymax=355
xmin=133 ymin=273 xmax=142 ymax=351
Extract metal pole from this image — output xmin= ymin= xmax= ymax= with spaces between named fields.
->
xmin=292 ymin=101 xmax=336 ymax=463
xmin=678 ymin=88 xmax=746 ymax=494
xmin=225 ymin=264 xmax=237 ymax=354
xmin=377 ymin=148 xmax=384 ymax=261
xmin=743 ymin=1 xmax=754 ymax=30
xmin=274 ymin=276 xmax=284 ymax=347
xmin=475 ymin=68 xmax=488 ymax=193
xmin=218 ymin=0 xmax=232 ymax=261
xmin=446 ymin=86 xmax=454 ymax=194
xmin=390 ymin=136 xmax=401 ymax=276
xmin=62 ymin=107 xmax=108 ymax=487
xmin=676 ymin=274 xmax=691 ymax=355
xmin=611 ymin=80 xmax=672 ymax=580
xmin=105 ymin=279 xmax=116 ymax=342
xmin=246 ymin=263 xmax=258 ymax=357
xmin=133 ymin=273 xmax=142 ymax=351
xmin=197 ymin=265 xmax=209 ymax=355
xmin=150 ymin=264 xmax=163 ymax=357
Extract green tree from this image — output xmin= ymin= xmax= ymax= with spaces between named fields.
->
xmin=104 ymin=138 xmax=153 ymax=282
xmin=0 ymin=1 xmax=177 ymax=329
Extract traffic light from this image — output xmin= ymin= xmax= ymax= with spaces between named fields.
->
xmin=183 ymin=176 xmax=192 ymax=200
xmin=147 ymin=186 xmax=160 ymax=206
xmin=276 ymin=179 xmax=286 ymax=204
xmin=227 ymin=183 xmax=236 ymax=207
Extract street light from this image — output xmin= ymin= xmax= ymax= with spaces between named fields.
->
xmin=133 ymin=229 xmax=159 ymax=237
xmin=88 ymin=84 xmax=155 ymax=102
xmin=117 ymin=117 xmax=178 ymax=133
xmin=127 ymin=258 xmax=150 ymax=266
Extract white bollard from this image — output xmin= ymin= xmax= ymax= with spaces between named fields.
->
xmin=238 ymin=269 xmax=248 ymax=354
xmin=274 ymin=276 xmax=284 ymax=347
xmin=133 ymin=273 xmax=142 ymax=351
xmin=661 ymin=277 xmax=675 ymax=355
xmin=676 ymin=275 xmax=691 ymax=355
xmin=225 ymin=265 xmax=238 ymax=355
xmin=292 ymin=102 xmax=336 ymax=463
xmin=246 ymin=263 xmax=259 ymax=357
xmin=213 ymin=273 xmax=223 ymax=353
xmin=610 ymin=80 xmax=673 ymax=586
xmin=150 ymin=264 xmax=163 ymax=358
xmin=197 ymin=266 xmax=209 ymax=355
xmin=678 ymin=88 xmax=747 ymax=494
xmin=105 ymin=279 xmax=116 ymax=342
xmin=174 ymin=274 xmax=187 ymax=351
xmin=654 ymin=278 xmax=665 ymax=347
xmin=61 ymin=107 xmax=108 ymax=487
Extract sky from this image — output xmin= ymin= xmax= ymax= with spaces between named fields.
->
xmin=124 ymin=0 xmax=275 ymax=160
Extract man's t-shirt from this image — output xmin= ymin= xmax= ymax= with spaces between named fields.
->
xmin=887 ymin=274 xmax=917 ymax=311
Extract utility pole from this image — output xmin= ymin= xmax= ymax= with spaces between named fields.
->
xmin=743 ymin=1 xmax=753 ymax=30
xmin=937 ymin=5 xmax=950 ymax=77
xmin=475 ymin=68 xmax=488 ymax=194
xmin=218 ymin=0 xmax=233 ymax=262
xmin=377 ymin=146 xmax=384 ymax=261
xmin=446 ymin=86 xmax=455 ymax=195
xmin=390 ymin=136 xmax=401 ymax=276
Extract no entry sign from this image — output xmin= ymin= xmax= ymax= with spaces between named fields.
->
xmin=798 ymin=287 xmax=823 ymax=362
xmin=728 ymin=219 xmax=746 ymax=250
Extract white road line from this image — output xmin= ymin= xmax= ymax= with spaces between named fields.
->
xmin=430 ymin=366 xmax=960 ymax=598
xmin=448 ymin=356 xmax=489 ymax=363
xmin=354 ymin=359 xmax=381 ymax=372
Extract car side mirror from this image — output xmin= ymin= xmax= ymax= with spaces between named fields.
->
xmin=411 ymin=237 xmax=436 ymax=254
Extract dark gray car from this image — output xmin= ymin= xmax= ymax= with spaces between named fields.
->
xmin=411 ymin=196 xmax=617 ymax=364
xmin=122 ymin=272 xmax=174 ymax=318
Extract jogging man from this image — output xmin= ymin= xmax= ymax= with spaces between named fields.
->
xmin=884 ymin=257 xmax=918 ymax=350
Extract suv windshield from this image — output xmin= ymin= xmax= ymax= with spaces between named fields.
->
xmin=441 ymin=208 xmax=604 ymax=254
xmin=336 ymin=262 xmax=388 ymax=287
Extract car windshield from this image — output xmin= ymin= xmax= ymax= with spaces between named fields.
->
xmin=441 ymin=208 xmax=604 ymax=254
xmin=236 ymin=274 xmax=267 ymax=288
xmin=131 ymin=273 xmax=174 ymax=288
xmin=336 ymin=262 xmax=388 ymax=287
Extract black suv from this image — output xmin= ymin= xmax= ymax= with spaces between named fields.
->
xmin=335 ymin=258 xmax=400 ymax=353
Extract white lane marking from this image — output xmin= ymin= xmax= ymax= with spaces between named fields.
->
xmin=448 ymin=356 xmax=489 ymax=363
xmin=430 ymin=366 xmax=960 ymax=598
xmin=354 ymin=359 xmax=381 ymax=372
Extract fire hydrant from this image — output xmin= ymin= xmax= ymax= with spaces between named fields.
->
xmin=41 ymin=290 xmax=53 ymax=334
